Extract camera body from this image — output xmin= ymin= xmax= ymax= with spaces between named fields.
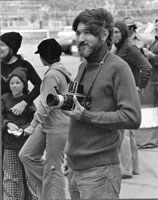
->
xmin=46 ymin=81 xmax=91 ymax=110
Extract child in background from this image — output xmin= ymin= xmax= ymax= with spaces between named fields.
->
xmin=1 ymin=67 xmax=37 ymax=200
xmin=19 ymin=38 xmax=71 ymax=200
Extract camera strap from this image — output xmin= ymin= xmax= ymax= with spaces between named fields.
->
xmin=83 ymin=51 xmax=109 ymax=102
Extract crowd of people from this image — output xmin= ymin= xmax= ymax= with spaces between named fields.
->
xmin=1 ymin=7 xmax=158 ymax=200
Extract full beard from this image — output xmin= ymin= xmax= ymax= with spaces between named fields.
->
xmin=78 ymin=44 xmax=94 ymax=58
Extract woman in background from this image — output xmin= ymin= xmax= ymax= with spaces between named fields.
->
xmin=0 ymin=31 xmax=41 ymax=200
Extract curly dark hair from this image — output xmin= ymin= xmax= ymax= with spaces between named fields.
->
xmin=72 ymin=8 xmax=114 ymax=49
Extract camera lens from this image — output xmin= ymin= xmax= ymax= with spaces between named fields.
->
xmin=46 ymin=94 xmax=65 ymax=108
xmin=46 ymin=94 xmax=60 ymax=107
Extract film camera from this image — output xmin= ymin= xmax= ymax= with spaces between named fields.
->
xmin=46 ymin=81 xmax=91 ymax=110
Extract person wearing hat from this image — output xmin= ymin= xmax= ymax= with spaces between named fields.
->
xmin=0 ymin=32 xmax=41 ymax=200
xmin=123 ymin=16 xmax=147 ymax=50
xmin=0 ymin=31 xmax=41 ymax=115
xmin=113 ymin=20 xmax=152 ymax=179
xmin=1 ymin=67 xmax=37 ymax=200
xmin=139 ymin=19 xmax=158 ymax=148
xmin=19 ymin=38 xmax=72 ymax=200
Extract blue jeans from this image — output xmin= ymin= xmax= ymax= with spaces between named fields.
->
xmin=19 ymin=124 xmax=68 ymax=200
xmin=68 ymin=164 xmax=121 ymax=200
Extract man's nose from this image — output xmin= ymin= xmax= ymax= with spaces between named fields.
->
xmin=78 ymin=33 xmax=85 ymax=42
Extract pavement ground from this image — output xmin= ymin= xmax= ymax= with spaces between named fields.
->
xmin=120 ymin=147 xmax=158 ymax=198
xmin=64 ymin=148 xmax=158 ymax=199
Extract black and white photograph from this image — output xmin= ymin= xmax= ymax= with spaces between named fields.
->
xmin=0 ymin=0 xmax=158 ymax=199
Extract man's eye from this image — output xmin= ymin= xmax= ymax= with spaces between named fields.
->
xmin=84 ymin=30 xmax=90 ymax=34
xmin=76 ymin=31 xmax=80 ymax=36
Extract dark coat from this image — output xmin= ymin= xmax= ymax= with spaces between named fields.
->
xmin=115 ymin=21 xmax=152 ymax=89
xmin=1 ymin=93 xmax=36 ymax=149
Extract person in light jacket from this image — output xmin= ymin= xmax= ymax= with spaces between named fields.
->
xmin=19 ymin=38 xmax=72 ymax=200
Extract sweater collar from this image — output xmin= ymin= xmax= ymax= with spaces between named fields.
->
xmin=84 ymin=42 xmax=108 ymax=64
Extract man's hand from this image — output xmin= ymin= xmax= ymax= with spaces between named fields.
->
xmin=63 ymin=95 xmax=85 ymax=120
xmin=11 ymin=100 xmax=27 ymax=115
xmin=61 ymin=159 xmax=69 ymax=176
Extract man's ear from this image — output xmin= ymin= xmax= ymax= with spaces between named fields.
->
xmin=101 ymin=29 xmax=109 ymax=42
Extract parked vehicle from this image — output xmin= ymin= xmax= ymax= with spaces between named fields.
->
xmin=56 ymin=26 xmax=77 ymax=55
xmin=57 ymin=26 xmax=75 ymax=38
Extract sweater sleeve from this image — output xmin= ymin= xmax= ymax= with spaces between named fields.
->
xmin=22 ymin=60 xmax=41 ymax=104
xmin=34 ymin=70 xmax=60 ymax=121
xmin=80 ymin=62 xmax=141 ymax=130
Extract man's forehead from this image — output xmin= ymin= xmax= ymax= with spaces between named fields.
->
xmin=76 ymin=23 xmax=93 ymax=34
xmin=77 ymin=23 xmax=89 ymax=30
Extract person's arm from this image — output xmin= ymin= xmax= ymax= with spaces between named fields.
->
xmin=24 ymin=117 xmax=39 ymax=135
xmin=23 ymin=60 xmax=41 ymax=104
xmin=26 ymin=69 xmax=61 ymax=127
xmin=129 ymin=47 xmax=152 ymax=90
xmin=24 ymin=71 xmax=60 ymax=135
xmin=36 ymin=70 xmax=60 ymax=116
xmin=1 ymin=97 xmax=19 ymax=131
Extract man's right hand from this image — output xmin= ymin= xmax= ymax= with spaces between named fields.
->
xmin=63 ymin=95 xmax=85 ymax=120
xmin=61 ymin=159 xmax=69 ymax=176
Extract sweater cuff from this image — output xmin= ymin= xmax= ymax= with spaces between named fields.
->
xmin=80 ymin=109 xmax=93 ymax=124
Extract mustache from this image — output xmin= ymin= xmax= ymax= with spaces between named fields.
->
xmin=78 ymin=42 xmax=88 ymax=48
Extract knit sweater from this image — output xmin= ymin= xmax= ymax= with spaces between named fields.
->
xmin=1 ymin=93 xmax=36 ymax=149
xmin=65 ymin=43 xmax=141 ymax=170
xmin=1 ymin=57 xmax=41 ymax=104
